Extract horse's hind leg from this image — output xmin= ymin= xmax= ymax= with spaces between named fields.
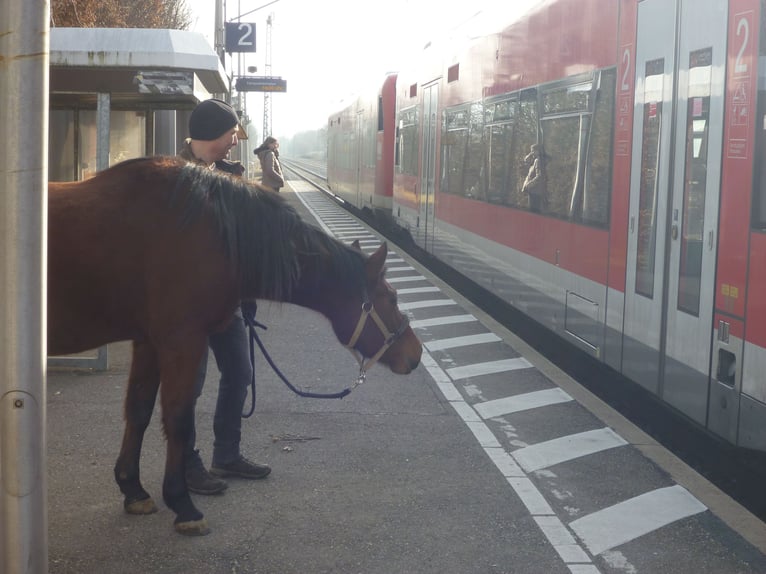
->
xmin=158 ymin=338 xmax=210 ymax=536
xmin=114 ymin=340 xmax=161 ymax=515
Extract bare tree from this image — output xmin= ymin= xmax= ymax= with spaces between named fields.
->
xmin=51 ymin=0 xmax=192 ymax=30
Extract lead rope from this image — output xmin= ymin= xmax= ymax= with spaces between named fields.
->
xmin=241 ymin=304 xmax=352 ymax=418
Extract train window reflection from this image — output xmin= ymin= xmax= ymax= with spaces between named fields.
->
xmin=465 ymin=102 xmax=486 ymax=199
xmin=437 ymin=71 xmax=614 ymax=227
xmin=397 ymin=107 xmax=419 ymax=176
xmin=538 ymin=69 xmax=615 ymax=225
xmin=541 ymin=116 xmax=579 ymax=217
xmin=442 ymin=106 xmax=468 ymax=196
xmin=485 ymin=97 xmax=520 ymax=205
xmin=677 ymin=47 xmax=712 ymax=316
xmin=582 ymin=68 xmax=616 ymax=225
xmin=635 ymin=58 xmax=665 ymax=299
xmin=542 ymin=82 xmax=592 ymax=114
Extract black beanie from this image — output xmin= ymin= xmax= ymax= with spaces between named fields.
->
xmin=189 ymin=99 xmax=239 ymax=141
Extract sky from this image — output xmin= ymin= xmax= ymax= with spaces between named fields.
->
xmin=187 ymin=0 xmax=517 ymax=140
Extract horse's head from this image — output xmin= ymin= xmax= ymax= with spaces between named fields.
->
xmin=343 ymin=241 xmax=422 ymax=376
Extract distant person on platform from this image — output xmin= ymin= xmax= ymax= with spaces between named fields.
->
xmin=178 ymin=98 xmax=272 ymax=495
xmin=253 ymin=136 xmax=284 ymax=192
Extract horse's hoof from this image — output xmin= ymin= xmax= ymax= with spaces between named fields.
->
xmin=124 ymin=497 xmax=158 ymax=515
xmin=174 ymin=518 xmax=210 ymax=536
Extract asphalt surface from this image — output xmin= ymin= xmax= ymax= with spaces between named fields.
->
xmin=45 ymin=182 xmax=766 ymax=574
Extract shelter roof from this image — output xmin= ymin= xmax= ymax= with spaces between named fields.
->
xmin=50 ymin=28 xmax=229 ymax=107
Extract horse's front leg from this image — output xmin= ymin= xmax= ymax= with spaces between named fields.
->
xmin=115 ymin=340 xmax=161 ymax=515
xmin=158 ymin=337 xmax=210 ymax=536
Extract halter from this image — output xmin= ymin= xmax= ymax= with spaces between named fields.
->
xmin=344 ymin=291 xmax=411 ymax=386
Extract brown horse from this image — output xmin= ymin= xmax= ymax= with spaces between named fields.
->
xmin=48 ymin=156 xmax=422 ymax=535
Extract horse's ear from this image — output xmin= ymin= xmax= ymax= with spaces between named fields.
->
xmin=351 ymin=239 xmax=361 ymax=250
xmin=366 ymin=242 xmax=388 ymax=282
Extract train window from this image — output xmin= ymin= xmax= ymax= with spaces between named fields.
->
xmin=485 ymin=98 xmax=520 ymax=205
xmin=752 ymin=17 xmax=766 ymax=230
xmin=542 ymin=82 xmax=591 ymax=114
xmin=448 ymin=64 xmax=459 ymax=83
xmin=364 ymin=114 xmax=376 ymax=169
xmin=582 ymin=68 xmax=616 ymax=226
xmin=635 ymin=58 xmax=665 ymax=298
xmin=397 ymin=106 xmax=419 ymax=176
xmin=753 ymin=7 xmax=766 ymax=229
xmin=440 ymin=103 xmax=486 ymax=199
xmin=465 ymin=102 xmax=486 ymax=199
xmin=539 ymin=82 xmax=592 ymax=219
xmin=540 ymin=114 xmax=580 ymax=217
xmin=442 ymin=106 xmax=470 ymax=196
xmin=514 ymin=90 xmax=540 ymax=208
xmin=754 ymin=97 xmax=766 ymax=229
xmin=378 ymin=95 xmax=384 ymax=132
xmin=677 ymin=48 xmax=713 ymax=316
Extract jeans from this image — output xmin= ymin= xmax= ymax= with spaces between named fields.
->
xmin=187 ymin=307 xmax=252 ymax=466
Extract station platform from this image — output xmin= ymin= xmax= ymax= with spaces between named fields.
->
xmin=47 ymin=181 xmax=766 ymax=574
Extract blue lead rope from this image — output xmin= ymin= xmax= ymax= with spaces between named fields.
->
xmin=241 ymin=305 xmax=352 ymax=418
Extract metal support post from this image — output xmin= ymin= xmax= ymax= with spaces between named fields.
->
xmin=0 ymin=0 xmax=50 ymax=571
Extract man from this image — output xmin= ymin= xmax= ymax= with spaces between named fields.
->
xmin=179 ymin=98 xmax=271 ymax=494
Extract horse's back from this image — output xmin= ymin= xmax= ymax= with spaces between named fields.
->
xmin=47 ymin=158 xmax=240 ymax=355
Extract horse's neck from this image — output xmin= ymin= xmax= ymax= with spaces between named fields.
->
xmin=285 ymin=254 xmax=349 ymax=318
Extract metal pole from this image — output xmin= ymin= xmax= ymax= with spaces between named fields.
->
xmin=215 ymin=0 xmax=225 ymax=66
xmin=263 ymin=13 xmax=273 ymax=139
xmin=0 ymin=0 xmax=50 ymax=571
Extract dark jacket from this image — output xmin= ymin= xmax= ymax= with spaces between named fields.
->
xmin=178 ymin=139 xmax=245 ymax=176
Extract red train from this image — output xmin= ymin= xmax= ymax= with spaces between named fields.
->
xmin=327 ymin=0 xmax=766 ymax=453
xmin=327 ymin=73 xmax=397 ymax=220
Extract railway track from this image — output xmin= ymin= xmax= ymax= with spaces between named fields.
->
xmin=282 ymin=156 xmax=766 ymax=526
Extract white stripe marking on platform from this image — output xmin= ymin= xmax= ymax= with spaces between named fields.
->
xmin=465 ymin=421 xmax=502 ymax=447
xmin=484 ymin=447 xmax=525 ymax=477
xmin=399 ymin=299 xmax=457 ymax=310
xmin=396 ymin=286 xmax=441 ymax=295
xmin=386 ymin=265 xmax=415 ymax=272
xmin=450 ymin=401 xmax=482 ymax=423
xmin=508 ymin=478 xmax=555 ymax=515
xmin=410 ymin=314 xmax=477 ymax=328
xmin=446 ymin=357 xmax=533 ymax=380
xmin=536 ymin=515 xmax=577 ymax=544
xmin=474 ymin=387 xmax=573 ymax=419
xmin=512 ymin=428 xmax=628 ymax=473
xmin=425 ymin=332 xmax=501 ymax=351
xmin=569 ymin=485 xmax=707 ymax=556
xmin=386 ymin=275 xmax=426 ymax=284
xmin=292 ymin=188 xmax=601 ymax=572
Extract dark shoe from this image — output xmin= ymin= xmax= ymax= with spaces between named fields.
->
xmin=211 ymin=456 xmax=271 ymax=479
xmin=186 ymin=450 xmax=228 ymax=495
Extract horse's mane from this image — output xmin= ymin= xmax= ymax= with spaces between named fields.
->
xmin=110 ymin=156 xmax=369 ymax=300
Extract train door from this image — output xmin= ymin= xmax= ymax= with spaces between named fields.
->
xmin=419 ymin=82 xmax=439 ymax=252
xmin=624 ymin=0 xmax=727 ymax=425
xmin=355 ymin=110 xmax=364 ymax=208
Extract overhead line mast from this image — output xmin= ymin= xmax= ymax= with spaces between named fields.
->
xmin=263 ymin=13 xmax=274 ymax=139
